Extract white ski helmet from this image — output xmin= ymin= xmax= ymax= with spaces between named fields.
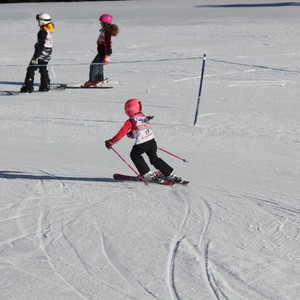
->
xmin=36 ymin=13 xmax=51 ymax=26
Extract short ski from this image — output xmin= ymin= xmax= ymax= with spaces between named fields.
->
xmin=152 ymin=171 xmax=189 ymax=186
xmin=113 ymin=173 xmax=189 ymax=186
xmin=61 ymin=84 xmax=114 ymax=89
xmin=0 ymin=84 xmax=66 ymax=96
xmin=176 ymin=180 xmax=189 ymax=186
xmin=113 ymin=173 xmax=175 ymax=186
xmin=59 ymin=78 xmax=118 ymax=89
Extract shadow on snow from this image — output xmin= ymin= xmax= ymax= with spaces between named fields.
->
xmin=0 ymin=170 xmax=113 ymax=183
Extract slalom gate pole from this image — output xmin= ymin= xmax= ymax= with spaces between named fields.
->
xmin=158 ymin=147 xmax=189 ymax=163
xmin=111 ymin=147 xmax=148 ymax=185
xmin=193 ymin=54 xmax=207 ymax=126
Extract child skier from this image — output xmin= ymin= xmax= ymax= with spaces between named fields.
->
xmin=105 ymin=98 xmax=183 ymax=183
xmin=20 ymin=13 xmax=55 ymax=93
xmin=84 ymin=14 xmax=119 ymax=87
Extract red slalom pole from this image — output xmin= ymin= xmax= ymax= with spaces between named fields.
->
xmin=111 ymin=147 xmax=148 ymax=185
xmin=158 ymin=147 xmax=188 ymax=163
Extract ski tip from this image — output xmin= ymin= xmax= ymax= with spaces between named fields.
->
xmin=180 ymin=181 xmax=189 ymax=186
xmin=113 ymin=173 xmax=121 ymax=179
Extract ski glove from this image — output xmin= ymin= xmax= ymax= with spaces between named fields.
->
xmin=146 ymin=115 xmax=154 ymax=121
xmin=104 ymin=55 xmax=110 ymax=65
xmin=30 ymin=58 xmax=38 ymax=65
xmin=105 ymin=139 xmax=114 ymax=149
xmin=126 ymin=131 xmax=134 ymax=139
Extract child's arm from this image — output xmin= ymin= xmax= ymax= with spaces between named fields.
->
xmin=104 ymin=31 xmax=112 ymax=64
xmin=104 ymin=31 xmax=112 ymax=55
xmin=33 ymin=30 xmax=47 ymax=60
xmin=105 ymin=119 xmax=133 ymax=148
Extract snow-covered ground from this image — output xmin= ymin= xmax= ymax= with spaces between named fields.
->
xmin=1 ymin=0 xmax=300 ymax=299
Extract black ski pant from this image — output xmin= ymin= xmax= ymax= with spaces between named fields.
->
xmin=23 ymin=60 xmax=50 ymax=89
xmin=130 ymin=139 xmax=173 ymax=176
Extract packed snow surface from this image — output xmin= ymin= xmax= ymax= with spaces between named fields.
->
xmin=0 ymin=0 xmax=300 ymax=299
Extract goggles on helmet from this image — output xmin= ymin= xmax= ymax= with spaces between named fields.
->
xmin=36 ymin=14 xmax=51 ymax=22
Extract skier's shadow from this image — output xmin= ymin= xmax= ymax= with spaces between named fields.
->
xmin=0 ymin=81 xmax=42 ymax=88
xmin=0 ymin=170 xmax=113 ymax=183
xmin=0 ymin=81 xmax=24 ymax=86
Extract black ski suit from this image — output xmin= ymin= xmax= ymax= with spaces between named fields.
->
xmin=21 ymin=23 xmax=54 ymax=92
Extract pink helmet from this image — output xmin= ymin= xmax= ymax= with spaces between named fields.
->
xmin=99 ymin=14 xmax=113 ymax=24
xmin=124 ymin=99 xmax=143 ymax=116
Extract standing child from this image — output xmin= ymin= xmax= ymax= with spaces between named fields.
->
xmin=105 ymin=98 xmax=183 ymax=183
xmin=84 ymin=14 xmax=119 ymax=87
xmin=20 ymin=13 xmax=54 ymax=93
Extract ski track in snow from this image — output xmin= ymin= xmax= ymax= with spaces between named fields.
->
xmin=29 ymin=173 xmax=129 ymax=299
xmin=196 ymin=185 xmax=300 ymax=300
xmin=204 ymin=240 xmax=229 ymax=300
xmin=164 ymin=186 xmax=242 ymax=300
xmin=0 ymin=174 xmax=87 ymax=298
xmin=28 ymin=172 xmax=297 ymax=300
xmin=9 ymin=171 xmax=108 ymax=299
xmin=228 ymin=80 xmax=288 ymax=87
xmin=146 ymin=68 xmax=256 ymax=93
xmin=191 ymin=190 xmax=234 ymax=300
xmin=165 ymin=187 xmax=219 ymax=300
xmin=23 ymin=172 xmax=160 ymax=299
xmin=37 ymin=176 xmax=90 ymax=300
xmin=1 ymin=153 xmax=299 ymax=299
xmin=100 ymin=230 xmax=157 ymax=300
xmin=166 ymin=189 xmax=190 ymax=300
xmin=146 ymin=58 xmax=293 ymax=94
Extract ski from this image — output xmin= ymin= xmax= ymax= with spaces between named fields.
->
xmin=152 ymin=170 xmax=189 ymax=186
xmin=113 ymin=173 xmax=175 ymax=186
xmin=1 ymin=79 xmax=119 ymax=95
xmin=0 ymin=84 xmax=66 ymax=96
xmin=113 ymin=173 xmax=189 ymax=186
xmin=175 ymin=180 xmax=189 ymax=186
xmin=59 ymin=78 xmax=118 ymax=89
xmin=60 ymin=84 xmax=114 ymax=89
xmin=0 ymin=90 xmax=20 ymax=96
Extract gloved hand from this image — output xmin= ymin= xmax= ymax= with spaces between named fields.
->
xmin=30 ymin=58 xmax=38 ymax=65
xmin=146 ymin=115 xmax=154 ymax=121
xmin=104 ymin=55 xmax=110 ymax=65
xmin=105 ymin=139 xmax=114 ymax=149
xmin=126 ymin=131 xmax=134 ymax=139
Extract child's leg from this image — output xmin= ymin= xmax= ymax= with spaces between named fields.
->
xmin=130 ymin=145 xmax=150 ymax=176
xmin=39 ymin=64 xmax=50 ymax=91
xmin=95 ymin=62 xmax=104 ymax=82
xmin=21 ymin=64 xmax=37 ymax=92
xmin=146 ymin=140 xmax=173 ymax=176
xmin=89 ymin=54 xmax=104 ymax=82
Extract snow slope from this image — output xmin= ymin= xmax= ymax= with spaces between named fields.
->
xmin=0 ymin=0 xmax=300 ymax=299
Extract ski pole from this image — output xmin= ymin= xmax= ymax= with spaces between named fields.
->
xmin=158 ymin=147 xmax=189 ymax=163
xmin=110 ymin=147 xmax=148 ymax=185
xmin=51 ymin=65 xmax=56 ymax=79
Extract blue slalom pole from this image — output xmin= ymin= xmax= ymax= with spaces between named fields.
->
xmin=193 ymin=54 xmax=206 ymax=126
